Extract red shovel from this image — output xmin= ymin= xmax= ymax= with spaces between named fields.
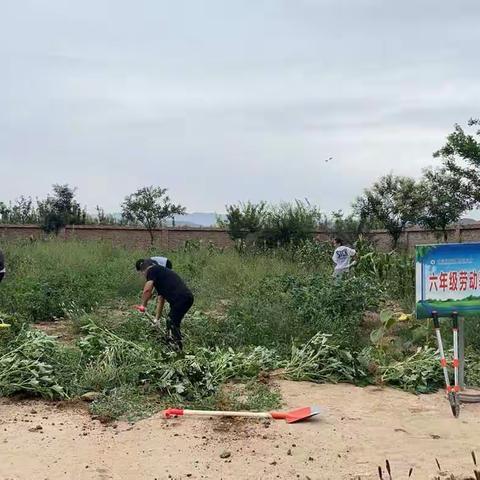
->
xmin=162 ymin=406 xmax=321 ymax=424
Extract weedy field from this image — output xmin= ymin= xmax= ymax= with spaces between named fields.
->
xmin=1 ymin=239 xmax=480 ymax=478
xmin=1 ymin=238 xmax=480 ymax=421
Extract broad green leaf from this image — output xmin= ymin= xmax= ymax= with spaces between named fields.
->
xmin=380 ymin=309 xmax=394 ymax=325
xmin=370 ymin=327 xmax=386 ymax=344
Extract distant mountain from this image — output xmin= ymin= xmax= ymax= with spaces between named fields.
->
xmin=459 ymin=218 xmax=479 ymax=225
xmin=172 ymin=212 xmax=226 ymax=227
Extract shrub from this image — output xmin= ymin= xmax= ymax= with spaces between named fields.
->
xmin=221 ymin=201 xmax=267 ymax=248
xmin=261 ymin=200 xmax=323 ymax=247
xmin=222 ymin=200 xmax=323 ymax=249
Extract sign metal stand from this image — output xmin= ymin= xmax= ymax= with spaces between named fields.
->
xmin=458 ymin=317 xmax=465 ymax=390
xmin=417 ymin=243 xmax=480 ymax=416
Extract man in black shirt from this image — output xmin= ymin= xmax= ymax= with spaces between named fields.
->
xmin=135 ymin=259 xmax=193 ymax=350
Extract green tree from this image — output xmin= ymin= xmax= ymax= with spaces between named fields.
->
xmin=262 ymin=200 xmax=323 ymax=247
xmin=37 ymin=184 xmax=86 ymax=234
xmin=417 ymin=167 xmax=470 ymax=242
xmin=353 ymin=174 xmax=422 ymax=249
xmin=435 ymin=119 xmax=480 ymax=203
xmin=0 ymin=202 xmax=10 ymax=223
xmin=0 ymin=197 xmax=37 ymax=224
xmin=121 ymin=186 xmax=186 ymax=244
xmin=9 ymin=196 xmax=37 ymax=224
xmin=95 ymin=206 xmax=120 ymax=225
xmin=221 ymin=200 xmax=323 ymax=249
xmin=221 ymin=201 xmax=267 ymax=246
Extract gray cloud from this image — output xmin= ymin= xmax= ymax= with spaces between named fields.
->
xmin=1 ymin=0 xmax=479 ymax=215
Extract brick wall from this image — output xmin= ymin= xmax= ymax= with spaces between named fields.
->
xmin=1 ymin=223 xmax=480 ymax=251
xmin=0 ymin=224 xmax=235 ymax=250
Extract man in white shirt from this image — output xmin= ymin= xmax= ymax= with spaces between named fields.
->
xmin=332 ymin=238 xmax=356 ymax=279
xmin=150 ymin=256 xmax=172 ymax=269
xmin=136 ymin=256 xmax=172 ymax=271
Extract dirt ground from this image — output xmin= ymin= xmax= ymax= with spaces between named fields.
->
xmin=1 ymin=381 xmax=479 ymax=480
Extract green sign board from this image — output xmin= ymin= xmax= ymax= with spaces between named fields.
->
xmin=416 ymin=243 xmax=480 ymax=319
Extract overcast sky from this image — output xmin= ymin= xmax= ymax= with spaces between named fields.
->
xmin=1 ymin=0 xmax=479 ymax=215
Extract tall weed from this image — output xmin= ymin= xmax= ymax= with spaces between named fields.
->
xmin=288 ymin=273 xmax=381 ymax=347
xmin=0 ymin=240 xmax=141 ymax=321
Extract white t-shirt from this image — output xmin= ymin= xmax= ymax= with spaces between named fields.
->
xmin=332 ymin=246 xmax=356 ymax=271
xmin=151 ymin=256 xmax=168 ymax=267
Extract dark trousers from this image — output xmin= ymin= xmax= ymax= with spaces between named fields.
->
xmin=166 ymin=294 xmax=194 ymax=350
xmin=0 ymin=272 xmax=4 ymax=283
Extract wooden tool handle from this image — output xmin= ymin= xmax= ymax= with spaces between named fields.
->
xmin=162 ymin=408 xmax=271 ymax=419
xmin=183 ymin=409 xmax=271 ymax=418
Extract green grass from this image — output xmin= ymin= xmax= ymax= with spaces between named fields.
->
xmin=425 ymin=299 xmax=480 ymax=308
xmin=0 ymin=240 xmax=142 ymax=321
xmin=417 ymin=299 xmax=480 ymax=320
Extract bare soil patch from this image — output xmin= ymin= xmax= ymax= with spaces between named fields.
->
xmin=1 ymin=381 xmax=479 ymax=479
xmin=33 ymin=320 xmax=78 ymax=344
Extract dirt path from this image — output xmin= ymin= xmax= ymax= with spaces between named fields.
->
xmin=1 ymin=382 xmax=479 ymax=480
